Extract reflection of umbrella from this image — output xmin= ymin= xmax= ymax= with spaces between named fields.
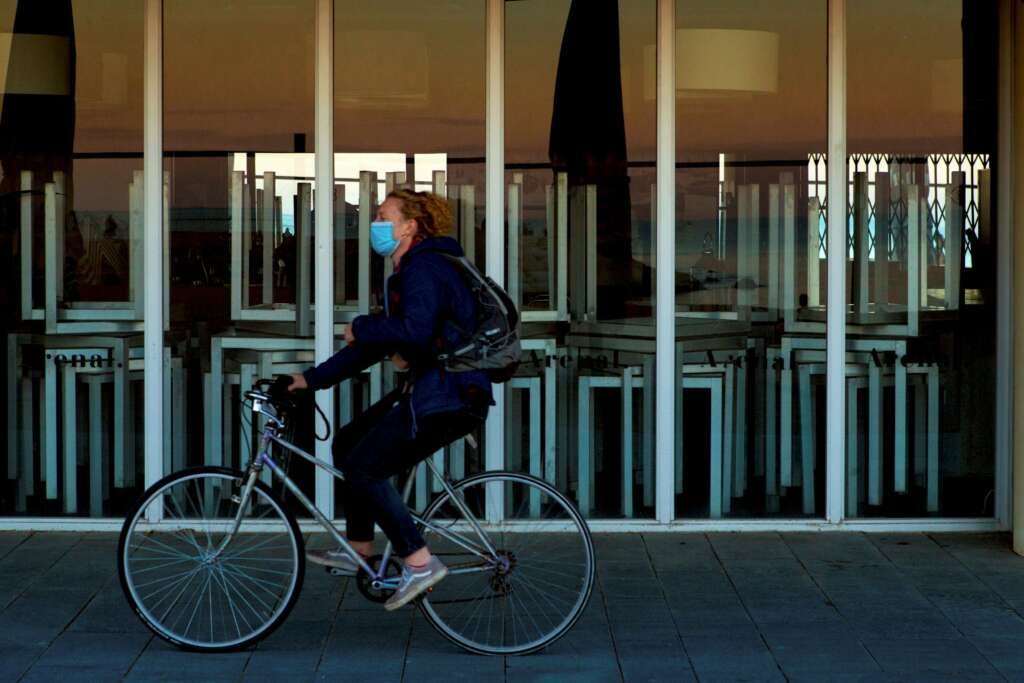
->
xmin=0 ymin=1 xmax=76 ymax=184
xmin=548 ymin=0 xmax=633 ymax=318
xmin=0 ymin=1 xmax=76 ymax=303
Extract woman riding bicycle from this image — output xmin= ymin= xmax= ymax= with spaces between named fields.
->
xmin=287 ymin=189 xmax=491 ymax=611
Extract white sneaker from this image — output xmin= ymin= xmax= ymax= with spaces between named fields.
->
xmin=384 ymin=556 xmax=448 ymax=611
xmin=306 ymin=548 xmax=361 ymax=575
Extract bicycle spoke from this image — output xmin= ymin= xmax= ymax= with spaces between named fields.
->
xmin=122 ymin=471 xmax=301 ymax=651
xmin=419 ymin=473 xmax=593 ymax=654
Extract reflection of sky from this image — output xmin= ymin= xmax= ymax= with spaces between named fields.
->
xmin=231 ymin=152 xmax=447 ymax=233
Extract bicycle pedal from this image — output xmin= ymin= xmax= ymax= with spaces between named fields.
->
xmin=230 ymin=495 xmax=242 ymax=504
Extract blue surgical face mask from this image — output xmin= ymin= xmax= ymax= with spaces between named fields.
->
xmin=370 ymin=221 xmax=399 ymax=257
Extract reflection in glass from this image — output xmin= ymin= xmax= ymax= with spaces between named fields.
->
xmin=164 ymin=0 xmax=318 ymax=516
xmin=844 ymin=0 xmax=998 ymax=517
xmin=507 ymin=0 xmax=657 ymax=519
xmin=674 ymin=0 xmax=827 ymax=519
xmin=2 ymin=0 xmax=147 ymax=517
xmin=332 ymin=1 xmax=487 ymax=514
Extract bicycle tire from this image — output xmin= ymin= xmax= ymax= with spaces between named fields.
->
xmin=118 ymin=466 xmax=305 ymax=652
xmin=416 ymin=471 xmax=595 ymax=656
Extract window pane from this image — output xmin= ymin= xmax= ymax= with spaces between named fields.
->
xmin=675 ymin=0 xmax=827 ymax=518
xmin=333 ymin=1 xmax=487 ymax=514
xmin=845 ymin=0 xmax=998 ymax=518
xmin=2 ymin=0 xmax=146 ymax=517
xmin=164 ymin=0 xmax=318 ymax=516
xmin=507 ymin=0 xmax=658 ymax=519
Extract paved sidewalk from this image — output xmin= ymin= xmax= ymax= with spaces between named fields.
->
xmin=1 ymin=532 xmax=1023 ymax=681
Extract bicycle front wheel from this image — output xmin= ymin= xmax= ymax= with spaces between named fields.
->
xmin=417 ymin=471 xmax=595 ymax=655
xmin=118 ymin=466 xmax=305 ymax=652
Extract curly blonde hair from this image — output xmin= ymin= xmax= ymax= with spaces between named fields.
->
xmin=387 ymin=189 xmax=453 ymax=241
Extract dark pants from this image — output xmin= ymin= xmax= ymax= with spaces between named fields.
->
xmin=333 ymin=390 xmax=483 ymax=558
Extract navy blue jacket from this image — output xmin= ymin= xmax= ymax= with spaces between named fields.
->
xmin=302 ymin=236 xmax=492 ymax=425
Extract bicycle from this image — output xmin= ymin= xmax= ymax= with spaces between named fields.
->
xmin=118 ymin=378 xmax=595 ymax=655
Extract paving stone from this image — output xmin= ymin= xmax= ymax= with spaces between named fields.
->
xmin=708 ymin=533 xmax=793 ymax=561
xmin=938 ymin=604 xmax=1024 ymax=638
xmin=0 ymin=587 xmax=99 ymax=646
xmin=126 ymin=638 xmax=250 ymax=679
xmin=0 ymin=633 xmax=47 ymax=682
xmin=0 ymin=531 xmax=30 ymax=561
xmin=616 ymin=638 xmax=692 ymax=683
xmin=765 ymin=632 xmax=880 ymax=676
xmin=68 ymin=581 xmax=152 ymax=634
xmin=0 ymin=530 xmax=1021 ymax=680
xmin=969 ymin=636 xmax=1024 ymax=677
xmin=683 ymin=633 xmax=781 ymax=678
xmin=245 ymin=648 xmax=322 ymax=677
xmin=863 ymin=638 xmax=999 ymax=675
xmin=21 ymin=665 xmax=127 ymax=683
xmin=32 ymin=630 xmax=149 ymax=671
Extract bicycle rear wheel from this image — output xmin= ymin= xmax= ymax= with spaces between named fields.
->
xmin=417 ymin=471 xmax=595 ymax=655
xmin=118 ymin=466 xmax=304 ymax=652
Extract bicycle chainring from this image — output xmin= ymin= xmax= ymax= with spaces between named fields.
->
xmin=355 ymin=554 xmax=404 ymax=603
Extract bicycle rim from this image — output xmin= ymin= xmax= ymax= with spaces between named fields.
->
xmin=418 ymin=472 xmax=595 ymax=655
xmin=119 ymin=469 xmax=302 ymax=651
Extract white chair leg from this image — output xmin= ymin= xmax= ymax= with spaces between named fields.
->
xmin=6 ymin=339 xmax=17 ymax=481
xmin=642 ymin=356 xmax=655 ymax=508
xmin=62 ymin=366 xmax=77 ymax=513
xmin=675 ymin=358 xmax=684 ymax=495
xmin=576 ymin=377 xmax=593 ymax=517
xmin=621 ymin=367 xmax=636 ymax=518
xmin=162 ymin=351 xmax=172 ymax=479
xmin=846 ymin=380 xmax=859 ymax=518
xmin=780 ymin=354 xmax=794 ymax=488
xmin=415 ymin=461 xmax=427 ymax=511
xmin=528 ymin=377 xmax=542 ymax=517
xmin=88 ymin=379 xmax=104 ymax=517
xmin=722 ymin=365 xmax=734 ymax=514
xmin=868 ymin=362 xmax=882 ymax=506
xmin=239 ymin=363 xmax=256 ymax=469
xmin=222 ymin=382 xmax=234 ymax=470
xmin=734 ymin=358 xmax=747 ymax=497
xmin=451 ymin=437 xmax=465 ymax=481
xmin=894 ymin=351 xmax=908 ymax=493
xmin=507 ymin=382 xmax=523 ymax=472
xmin=798 ymin=365 xmax=815 ymax=514
xmin=43 ymin=355 xmax=57 ymax=497
xmin=927 ymin=367 xmax=940 ymax=512
xmin=431 ymin=449 xmax=445 ymax=494
xmin=766 ymin=359 xmax=778 ymax=497
xmin=914 ymin=379 xmax=926 ymax=487
xmin=544 ymin=360 xmax=557 ymax=489
xmin=115 ymin=339 xmax=133 ymax=487
xmin=17 ymin=377 xmax=34 ymax=511
xmin=709 ymin=378 xmax=724 ymax=519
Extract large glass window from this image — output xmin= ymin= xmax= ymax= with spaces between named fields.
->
xmin=2 ymin=0 xmax=146 ymax=517
xmin=164 ymin=0 xmax=318 ymax=513
xmin=674 ymin=0 xmax=828 ymax=519
xmin=507 ymin=0 xmax=657 ymax=519
xmin=844 ymin=0 xmax=998 ymax=517
xmin=333 ymin=1 xmax=486 ymax=515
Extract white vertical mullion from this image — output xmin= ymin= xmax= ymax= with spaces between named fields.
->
xmin=484 ymin=0 xmax=505 ymax=524
xmin=655 ymin=0 xmax=676 ymax=524
xmin=143 ymin=0 xmax=164 ymax=523
xmin=314 ymin=0 xmax=335 ymax=519
xmin=995 ymin=0 xmax=1013 ymax=530
xmin=825 ymin=0 xmax=847 ymax=524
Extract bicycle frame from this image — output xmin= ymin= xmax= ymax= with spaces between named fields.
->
xmin=215 ymin=401 xmax=498 ymax=592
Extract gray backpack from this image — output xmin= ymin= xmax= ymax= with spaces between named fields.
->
xmin=433 ymin=253 xmax=521 ymax=384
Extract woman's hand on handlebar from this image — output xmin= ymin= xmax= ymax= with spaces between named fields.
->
xmin=287 ymin=373 xmax=308 ymax=392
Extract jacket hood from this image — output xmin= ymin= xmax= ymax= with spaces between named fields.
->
xmin=404 ymin=236 xmax=465 ymax=263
